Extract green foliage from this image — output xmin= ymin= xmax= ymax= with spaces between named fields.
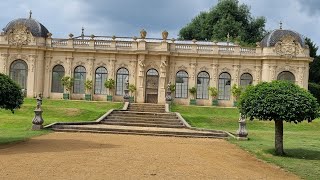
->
xmin=179 ymin=0 xmax=266 ymax=45
xmin=189 ymin=87 xmax=197 ymax=99
xmin=0 ymin=73 xmax=24 ymax=113
xmin=231 ymin=84 xmax=242 ymax=100
xmin=170 ymin=84 xmax=176 ymax=92
xmin=104 ymin=78 xmax=115 ymax=95
xmin=306 ymin=37 xmax=320 ymax=83
xmin=239 ymin=81 xmax=319 ymax=123
xmin=128 ymin=84 xmax=137 ymax=96
xmin=308 ymin=82 xmax=320 ymax=103
xmin=61 ymin=76 xmax=74 ymax=93
xmin=208 ymin=87 xmax=218 ymax=98
xmin=84 ymin=79 xmax=93 ymax=93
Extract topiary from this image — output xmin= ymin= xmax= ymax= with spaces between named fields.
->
xmin=0 ymin=73 xmax=24 ymax=113
xmin=239 ymin=81 xmax=319 ymax=155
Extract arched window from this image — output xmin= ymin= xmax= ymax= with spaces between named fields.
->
xmin=116 ymin=68 xmax=129 ymax=95
xmin=277 ymin=71 xmax=295 ymax=83
xmin=73 ymin=66 xmax=86 ymax=94
xmin=218 ymin=72 xmax=231 ymax=100
xmin=9 ymin=60 xmax=28 ymax=90
xmin=94 ymin=67 xmax=108 ymax=94
xmin=240 ymin=73 xmax=253 ymax=87
xmin=51 ymin=65 xmax=65 ymax=93
xmin=196 ymin=71 xmax=210 ymax=99
xmin=175 ymin=71 xmax=188 ymax=98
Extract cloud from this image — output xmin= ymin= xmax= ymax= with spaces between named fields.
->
xmin=297 ymin=0 xmax=320 ymax=15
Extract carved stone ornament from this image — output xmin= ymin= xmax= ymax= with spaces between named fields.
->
xmin=274 ymin=35 xmax=302 ymax=57
xmin=8 ymin=23 xmax=33 ymax=46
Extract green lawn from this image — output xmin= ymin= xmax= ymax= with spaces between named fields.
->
xmin=171 ymin=104 xmax=320 ymax=180
xmin=0 ymin=98 xmax=122 ymax=145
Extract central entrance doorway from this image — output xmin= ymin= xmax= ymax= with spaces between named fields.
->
xmin=145 ymin=69 xmax=159 ymax=103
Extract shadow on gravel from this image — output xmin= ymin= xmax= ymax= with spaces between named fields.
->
xmin=0 ymin=138 xmax=120 ymax=155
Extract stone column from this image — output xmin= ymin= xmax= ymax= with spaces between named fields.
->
xmin=298 ymin=66 xmax=306 ymax=88
xmin=35 ymin=52 xmax=45 ymax=96
xmin=159 ymin=55 xmax=168 ymax=104
xmin=232 ymin=64 xmax=240 ymax=86
xmin=87 ymin=58 xmax=95 ymax=80
xmin=43 ymin=55 xmax=52 ymax=98
xmin=269 ymin=65 xmax=277 ymax=81
xmin=0 ymin=53 xmax=9 ymax=74
xmin=254 ymin=66 xmax=262 ymax=85
xmin=136 ymin=54 xmax=145 ymax=103
xmin=65 ymin=57 xmax=73 ymax=76
xmin=129 ymin=58 xmax=137 ymax=99
xmin=27 ymin=55 xmax=37 ymax=97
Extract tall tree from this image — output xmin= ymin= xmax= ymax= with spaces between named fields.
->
xmin=306 ymin=38 xmax=320 ymax=83
xmin=179 ymin=0 xmax=266 ymax=45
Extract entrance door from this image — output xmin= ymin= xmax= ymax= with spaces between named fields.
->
xmin=145 ymin=69 xmax=159 ymax=103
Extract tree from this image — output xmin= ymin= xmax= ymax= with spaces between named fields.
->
xmin=0 ymin=73 xmax=24 ymax=113
xmin=239 ymin=81 xmax=319 ymax=155
xmin=179 ymin=0 xmax=266 ymax=45
xmin=306 ymin=38 xmax=320 ymax=83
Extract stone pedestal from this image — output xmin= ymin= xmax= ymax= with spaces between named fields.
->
xmin=236 ymin=113 xmax=248 ymax=140
xmin=32 ymin=96 xmax=44 ymax=130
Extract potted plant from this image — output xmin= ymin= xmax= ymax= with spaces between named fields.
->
xmin=104 ymin=78 xmax=115 ymax=101
xmin=84 ymin=79 xmax=93 ymax=101
xmin=61 ymin=76 xmax=74 ymax=100
xmin=128 ymin=84 xmax=137 ymax=103
xmin=189 ymin=86 xmax=197 ymax=105
xmin=231 ymin=84 xmax=242 ymax=107
xmin=208 ymin=87 xmax=218 ymax=106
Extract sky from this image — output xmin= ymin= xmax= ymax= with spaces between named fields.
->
xmin=0 ymin=0 xmax=319 ymax=52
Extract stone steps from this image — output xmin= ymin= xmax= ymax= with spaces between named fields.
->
xmin=128 ymin=103 xmax=165 ymax=113
xmin=102 ymin=121 xmax=185 ymax=128
xmin=51 ymin=124 xmax=228 ymax=139
xmin=105 ymin=117 xmax=181 ymax=124
xmin=106 ymin=115 xmax=179 ymax=121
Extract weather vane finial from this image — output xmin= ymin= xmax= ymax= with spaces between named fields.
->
xmin=81 ymin=27 xmax=84 ymax=39
xmin=279 ymin=21 xmax=283 ymax=30
xmin=29 ymin=10 xmax=32 ymax=19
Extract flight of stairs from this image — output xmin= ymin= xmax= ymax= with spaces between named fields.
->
xmin=50 ymin=103 xmax=229 ymax=139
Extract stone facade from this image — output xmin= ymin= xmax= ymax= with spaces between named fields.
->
xmin=0 ymin=17 xmax=312 ymax=106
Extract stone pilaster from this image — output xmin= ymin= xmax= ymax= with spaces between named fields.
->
xmin=269 ymin=65 xmax=277 ymax=81
xmin=232 ymin=64 xmax=240 ymax=85
xmin=254 ymin=66 xmax=262 ymax=84
xmin=211 ymin=63 xmax=219 ymax=88
xmin=298 ymin=66 xmax=306 ymax=87
xmin=159 ymin=55 xmax=168 ymax=104
xmin=43 ymin=55 xmax=52 ymax=98
xmin=136 ymin=54 xmax=145 ymax=103
xmin=27 ymin=54 xmax=37 ymax=97
xmin=0 ymin=53 xmax=9 ymax=74
xmin=87 ymin=57 xmax=95 ymax=80
xmin=65 ymin=57 xmax=73 ymax=76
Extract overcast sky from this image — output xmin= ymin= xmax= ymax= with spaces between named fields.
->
xmin=0 ymin=0 xmax=319 ymax=52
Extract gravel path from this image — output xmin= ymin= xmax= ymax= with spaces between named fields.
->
xmin=0 ymin=132 xmax=298 ymax=180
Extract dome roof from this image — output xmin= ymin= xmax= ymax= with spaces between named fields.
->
xmin=3 ymin=18 xmax=49 ymax=38
xmin=260 ymin=29 xmax=305 ymax=48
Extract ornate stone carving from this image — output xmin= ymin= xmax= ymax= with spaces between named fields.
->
xmin=7 ymin=23 xmax=33 ymax=46
xmin=211 ymin=64 xmax=219 ymax=80
xmin=200 ymin=66 xmax=208 ymax=72
xmin=269 ymin=65 xmax=277 ymax=80
xmin=254 ymin=66 xmax=261 ymax=82
xmin=220 ymin=67 xmax=230 ymax=73
xmin=274 ymin=35 xmax=302 ymax=57
xmin=189 ymin=63 xmax=197 ymax=80
xmin=177 ymin=65 xmax=187 ymax=71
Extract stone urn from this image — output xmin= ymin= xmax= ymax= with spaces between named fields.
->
xmin=69 ymin=33 xmax=74 ymax=39
xmin=162 ymin=30 xmax=168 ymax=40
xmin=140 ymin=29 xmax=147 ymax=39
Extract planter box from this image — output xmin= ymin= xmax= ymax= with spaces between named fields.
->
xmin=129 ymin=96 xmax=135 ymax=103
xmin=189 ymin=99 xmax=197 ymax=105
xmin=107 ymin=95 xmax=113 ymax=101
xmin=63 ymin=93 xmax=70 ymax=100
xmin=85 ymin=94 xmax=92 ymax=101
xmin=212 ymin=99 xmax=218 ymax=106
xmin=233 ymin=101 xmax=238 ymax=107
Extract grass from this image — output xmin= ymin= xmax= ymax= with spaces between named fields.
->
xmin=171 ymin=104 xmax=320 ymax=180
xmin=0 ymin=98 xmax=123 ymax=145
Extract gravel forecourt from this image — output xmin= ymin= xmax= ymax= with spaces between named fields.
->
xmin=0 ymin=132 xmax=299 ymax=180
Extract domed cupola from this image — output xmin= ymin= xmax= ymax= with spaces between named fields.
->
xmin=260 ymin=28 xmax=305 ymax=48
xmin=3 ymin=12 xmax=49 ymax=38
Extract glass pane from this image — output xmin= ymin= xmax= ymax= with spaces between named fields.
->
xmin=175 ymin=71 xmax=188 ymax=98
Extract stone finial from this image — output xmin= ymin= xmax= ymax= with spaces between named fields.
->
xmin=171 ymin=38 xmax=176 ymax=43
xmin=192 ymin=39 xmax=197 ymax=43
xmin=112 ymin=35 xmax=116 ymax=40
xmin=279 ymin=21 xmax=283 ymax=30
xmin=227 ymin=32 xmax=230 ymax=43
xmin=90 ymin=34 xmax=95 ymax=40
xmin=140 ymin=29 xmax=147 ymax=39
xmin=256 ymin=42 xmax=261 ymax=47
xmin=133 ymin=36 xmax=137 ymax=41
xmin=162 ymin=30 xmax=168 ymax=40
xmin=47 ymin=32 xmax=52 ymax=38
xmin=32 ymin=94 xmax=44 ymax=130
xmin=69 ymin=33 xmax=74 ymax=39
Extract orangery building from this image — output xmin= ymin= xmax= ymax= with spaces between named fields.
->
xmin=0 ymin=15 xmax=312 ymax=106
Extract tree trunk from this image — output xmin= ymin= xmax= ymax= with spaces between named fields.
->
xmin=275 ymin=120 xmax=284 ymax=155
